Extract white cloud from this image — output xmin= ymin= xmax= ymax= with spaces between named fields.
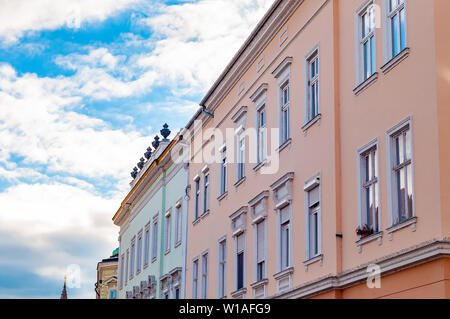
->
xmin=0 ymin=0 xmax=142 ymax=44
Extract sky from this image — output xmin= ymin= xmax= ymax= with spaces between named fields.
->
xmin=0 ymin=0 xmax=274 ymax=298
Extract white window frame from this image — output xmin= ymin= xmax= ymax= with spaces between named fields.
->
xmin=357 ymin=139 xmax=381 ymax=233
xmin=151 ymin=215 xmax=158 ymax=262
xmin=136 ymin=230 xmax=143 ymax=273
xmin=355 ymin=1 xmax=377 ymax=85
xmin=144 ymin=224 xmax=150 ymax=266
xmin=192 ymin=257 xmax=199 ymax=299
xmin=175 ymin=201 xmax=182 ymax=246
xmin=235 ymin=232 xmax=246 ymax=291
xmin=219 ymin=146 xmax=227 ymax=196
xmin=304 ymin=46 xmax=320 ymax=124
xmin=386 ymin=117 xmax=415 ymax=226
xmin=256 ymin=104 xmax=267 ymax=164
xmin=201 ymin=251 xmax=208 ymax=299
xmin=119 ymin=253 xmax=124 ymax=289
xmin=304 ymin=174 xmax=322 ymax=261
xmin=278 ymin=204 xmax=292 ymax=271
xmin=164 ymin=209 xmax=171 ymax=253
xmin=236 ymin=129 xmax=246 ymax=182
xmin=194 ymin=177 xmax=201 ymax=220
xmin=130 ymin=237 xmax=135 ymax=278
xmin=254 ymin=219 xmax=267 ymax=282
xmin=217 ymin=237 xmax=227 ymax=298
xmin=125 ymin=249 xmax=129 ymax=286
xmin=272 ymin=57 xmax=291 ymax=147
xmin=382 ymin=0 xmax=407 ymax=62
xmin=203 ymin=170 xmax=210 ymax=213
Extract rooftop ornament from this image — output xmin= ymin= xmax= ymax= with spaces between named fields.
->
xmin=131 ymin=167 xmax=138 ymax=179
xmin=144 ymin=147 xmax=152 ymax=160
xmin=160 ymin=123 xmax=171 ymax=142
xmin=137 ymin=157 xmax=145 ymax=170
xmin=152 ymin=135 xmax=160 ymax=149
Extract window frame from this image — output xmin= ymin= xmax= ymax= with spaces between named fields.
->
xmin=304 ymin=174 xmax=322 ymax=261
xmin=144 ymin=224 xmax=150 ymax=266
xmin=304 ymin=46 xmax=320 ymax=124
xmin=175 ymin=202 xmax=182 ymax=246
xmin=219 ymin=146 xmax=227 ymax=196
xmin=201 ymin=251 xmax=208 ymax=299
xmin=136 ymin=230 xmax=143 ymax=274
xmin=235 ymin=232 xmax=246 ymax=291
xmin=357 ymin=139 xmax=381 ymax=234
xmin=164 ymin=209 xmax=172 ymax=253
xmin=355 ymin=1 xmax=377 ymax=85
xmin=254 ymin=219 xmax=267 ymax=282
xmin=217 ymin=237 xmax=227 ymax=298
xmin=386 ymin=117 xmax=415 ymax=227
xmin=192 ymin=257 xmax=199 ymax=299
xmin=383 ymin=0 xmax=407 ymax=62
xmin=151 ymin=215 xmax=158 ymax=262
xmin=203 ymin=170 xmax=210 ymax=214
xmin=194 ymin=177 xmax=201 ymax=220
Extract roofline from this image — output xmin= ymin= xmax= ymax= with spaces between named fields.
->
xmin=112 ymin=135 xmax=180 ymax=223
xmin=198 ymin=0 xmax=283 ymax=108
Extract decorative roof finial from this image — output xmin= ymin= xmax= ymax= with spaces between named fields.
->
xmin=137 ymin=158 xmax=145 ymax=170
xmin=152 ymin=135 xmax=160 ymax=149
xmin=160 ymin=123 xmax=171 ymax=141
xmin=131 ymin=167 xmax=138 ymax=179
xmin=144 ymin=147 xmax=152 ymax=160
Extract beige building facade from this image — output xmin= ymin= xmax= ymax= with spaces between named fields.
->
xmin=183 ymin=0 xmax=450 ymax=299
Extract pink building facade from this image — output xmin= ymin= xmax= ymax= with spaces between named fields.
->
xmin=184 ymin=0 xmax=450 ymax=299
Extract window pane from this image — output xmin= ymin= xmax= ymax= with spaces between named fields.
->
xmin=237 ymin=252 xmax=244 ymax=289
xmin=370 ymin=36 xmax=375 ymax=75
xmin=362 ymin=12 xmax=367 ymax=38
xmin=400 ymin=8 xmax=406 ymax=51
xmin=405 ymin=129 xmax=412 ymax=161
xmin=311 ymin=84 xmax=316 ymax=118
xmin=392 ymin=13 xmax=400 ymax=56
xmin=397 ymin=168 xmax=406 ymax=222
xmin=374 ymin=184 xmax=379 ymax=231
xmin=395 ymin=135 xmax=405 ymax=165
xmin=407 ymin=164 xmax=413 ymax=218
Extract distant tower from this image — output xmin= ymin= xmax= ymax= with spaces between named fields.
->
xmin=60 ymin=275 xmax=68 ymax=299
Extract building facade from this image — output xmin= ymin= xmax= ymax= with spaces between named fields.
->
xmin=113 ymin=125 xmax=189 ymax=299
xmin=96 ymin=249 xmax=119 ymax=299
xmin=183 ymin=0 xmax=450 ymax=299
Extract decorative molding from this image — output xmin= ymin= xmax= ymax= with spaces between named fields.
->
xmin=272 ymin=56 xmax=293 ymax=78
xmin=387 ymin=217 xmax=417 ymax=241
xmin=303 ymin=254 xmax=323 ymax=272
xmin=232 ymin=105 xmax=248 ymax=123
xmin=381 ymin=47 xmax=410 ymax=74
xmin=250 ymin=83 xmax=269 ymax=102
xmin=356 ymin=232 xmax=383 ymax=253
xmin=353 ymin=72 xmax=378 ymax=96
xmin=301 ymin=114 xmax=321 ymax=135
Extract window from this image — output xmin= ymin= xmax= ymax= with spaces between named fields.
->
xmin=359 ymin=144 xmax=380 ymax=233
xmin=387 ymin=0 xmax=406 ymax=58
xmin=136 ymin=232 xmax=142 ymax=273
xmin=125 ymin=250 xmax=129 ymax=286
xmin=192 ymin=259 xmax=199 ymax=299
xmin=194 ymin=178 xmax=200 ymax=220
xmin=306 ymin=185 xmax=321 ymax=259
xmin=388 ymin=121 xmax=413 ymax=225
xmin=236 ymin=132 xmax=245 ymax=181
xmin=164 ymin=211 xmax=171 ymax=253
xmin=218 ymin=239 xmax=226 ymax=298
xmin=280 ymin=82 xmax=290 ymax=144
xmin=220 ymin=147 xmax=227 ymax=195
xmin=144 ymin=227 xmax=150 ymax=266
xmin=175 ymin=204 xmax=182 ymax=245
xmin=203 ymin=172 xmax=210 ymax=213
xmin=130 ymin=240 xmax=135 ymax=278
xmin=280 ymin=205 xmax=290 ymax=270
xmin=119 ymin=254 xmax=124 ymax=289
xmin=201 ymin=253 xmax=208 ymax=299
xmin=306 ymin=49 xmax=319 ymax=122
xmin=257 ymin=106 xmax=267 ymax=163
xmin=255 ymin=221 xmax=266 ymax=281
xmin=175 ymin=288 xmax=180 ymax=299
xmin=236 ymin=233 xmax=245 ymax=290
xmin=152 ymin=218 xmax=158 ymax=261
xmin=358 ymin=3 xmax=376 ymax=82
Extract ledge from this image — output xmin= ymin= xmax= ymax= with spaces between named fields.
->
xmin=301 ymin=114 xmax=321 ymax=135
xmin=192 ymin=218 xmax=201 ymax=226
xmin=174 ymin=241 xmax=182 ymax=249
xmin=356 ymin=232 xmax=383 ymax=253
xmin=387 ymin=216 xmax=417 ymax=241
xmin=230 ymin=288 xmax=247 ymax=299
xmin=303 ymin=254 xmax=323 ymax=272
xmin=253 ymin=160 xmax=266 ymax=173
xmin=250 ymin=278 xmax=269 ymax=289
xmin=353 ymin=72 xmax=378 ymax=96
xmin=234 ymin=177 xmax=246 ymax=189
xmin=217 ymin=191 xmax=228 ymax=202
xmin=273 ymin=267 xmax=294 ymax=280
xmin=201 ymin=210 xmax=210 ymax=219
xmin=277 ymin=138 xmax=292 ymax=153
xmin=381 ymin=47 xmax=410 ymax=74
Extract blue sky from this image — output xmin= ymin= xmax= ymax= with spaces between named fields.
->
xmin=0 ymin=0 xmax=273 ymax=298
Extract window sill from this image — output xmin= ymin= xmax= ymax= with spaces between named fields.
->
xmin=136 ymin=270 xmax=141 ymax=275
xmin=164 ymin=249 xmax=171 ymax=256
xmin=253 ymin=160 xmax=266 ymax=172
xmin=151 ymin=257 xmax=157 ymax=264
xmin=230 ymin=288 xmax=247 ymax=299
xmin=356 ymin=232 xmax=383 ymax=254
xmin=303 ymin=254 xmax=323 ymax=272
xmin=201 ymin=210 xmax=210 ymax=219
xmin=217 ymin=191 xmax=228 ymax=202
xmin=301 ymin=114 xmax=321 ymax=135
xmin=234 ymin=176 xmax=246 ymax=189
xmin=273 ymin=267 xmax=294 ymax=280
xmin=174 ymin=241 xmax=182 ymax=249
xmin=387 ymin=216 xmax=417 ymax=241
xmin=192 ymin=218 xmax=201 ymax=226
xmin=277 ymin=138 xmax=292 ymax=153
xmin=353 ymin=72 xmax=378 ymax=96
xmin=250 ymin=278 xmax=268 ymax=289
xmin=381 ymin=47 xmax=410 ymax=74
xmin=143 ymin=263 xmax=149 ymax=270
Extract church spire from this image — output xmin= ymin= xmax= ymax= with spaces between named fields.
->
xmin=60 ymin=275 xmax=68 ymax=299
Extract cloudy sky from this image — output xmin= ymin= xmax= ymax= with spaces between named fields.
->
xmin=0 ymin=0 xmax=273 ymax=298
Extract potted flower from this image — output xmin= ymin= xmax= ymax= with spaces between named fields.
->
xmin=356 ymin=224 xmax=374 ymax=239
